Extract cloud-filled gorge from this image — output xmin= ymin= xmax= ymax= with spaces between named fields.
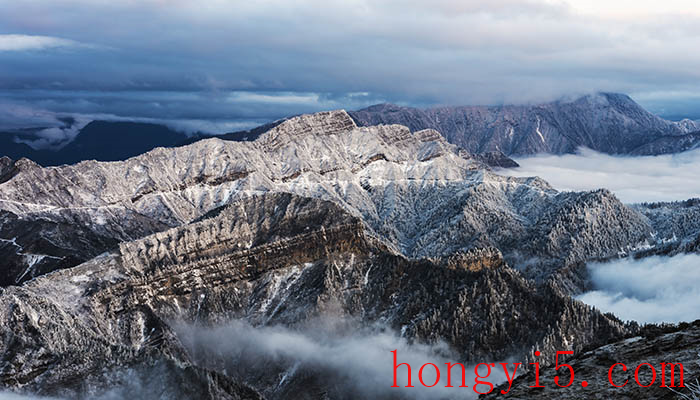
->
xmin=176 ymin=320 xmax=511 ymax=399
xmin=1 ymin=320 xmax=512 ymax=400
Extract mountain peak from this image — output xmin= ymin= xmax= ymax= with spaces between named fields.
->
xmin=360 ymin=103 xmax=406 ymax=113
xmin=597 ymin=92 xmax=647 ymax=110
xmin=350 ymin=93 xmax=689 ymax=156
xmin=257 ymin=110 xmax=356 ymax=148
xmin=595 ymin=91 xmax=633 ymax=102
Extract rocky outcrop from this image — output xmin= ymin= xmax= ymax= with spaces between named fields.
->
xmin=485 ymin=321 xmax=700 ymax=399
xmin=0 ymin=157 xmax=18 ymax=185
xmin=350 ymin=93 xmax=699 ymax=156
xmin=474 ymin=151 xmax=520 ymax=168
xmin=0 ymin=193 xmax=633 ymax=398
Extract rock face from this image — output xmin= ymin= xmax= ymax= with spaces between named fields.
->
xmin=0 ymin=193 xmax=631 ymax=399
xmin=473 ymin=151 xmax=520 ymax=168
xmin=0 ymin=110 xmax=661 ymax=286
xmin=349 ymin=93 xmax=700 ymax=156
xmin=0 ymin=157 xmax=18 ymax=184
xmin=0 ymin=207 xmax=170 ymax=286
xmin=484 ymin=321 xmax=700 ymax=399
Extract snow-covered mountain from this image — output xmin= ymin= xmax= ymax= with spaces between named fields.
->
xmin=0 ymin=110 xmax=675 ymax=287
xmin=1 ymin=110 xmax=699 ymax=399
xmin=0 ymin=192 xmax=632 ymax=398
xmin=350 ymin=93 xmax=700 ymax=156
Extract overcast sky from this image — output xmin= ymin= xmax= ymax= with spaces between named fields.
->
xmin=2 ymin=0 xmax=700 ymax=132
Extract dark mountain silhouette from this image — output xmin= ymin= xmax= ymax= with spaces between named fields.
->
xmin=0 ymin=121 xmax=189 ymax=166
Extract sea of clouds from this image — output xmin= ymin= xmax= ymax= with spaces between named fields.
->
xmin=501 ymin=147 xmax=700 ymax=203
xmin=578 ymin=253 xmax=700 ymax=324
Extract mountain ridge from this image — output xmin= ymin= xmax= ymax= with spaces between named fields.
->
xmin=349 ymin=93 xmax=700 ymax=156
xmin=1 ymin=93 xmax=698 ymax=167
xmin=1 ymin=110 xmax=694 ymax=288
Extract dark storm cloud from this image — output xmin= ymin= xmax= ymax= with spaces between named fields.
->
xmin=1 ymin=0 xmax=700 ymax=128
xmin=0 ymin=89 xmax=391 ymax=138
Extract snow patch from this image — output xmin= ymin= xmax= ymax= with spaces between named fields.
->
xmin=535 ymin=116 xmax=545 ymax=143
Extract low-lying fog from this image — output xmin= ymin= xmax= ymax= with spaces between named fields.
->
xmin=500 ymin=147 xmax=700 ymax=203
xmin=578 ymin=253 xmax=700 ymax=324
xmin=177 ymin=319 xmax=512 ymax=399
xmin=2 ymin=319 xmax=513 ymax=400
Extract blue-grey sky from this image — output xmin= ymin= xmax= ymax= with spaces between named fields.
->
xmin=1 ymin=0 xmax=700 ymax=139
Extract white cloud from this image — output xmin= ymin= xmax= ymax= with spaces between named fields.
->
xmin=0 ymin=34 xmax=80 ymax=52
xmin=176 ymin=319 xmax=513 ymax=399
xmin=577 ymin=253 xmax=700 ymax=324
xmin=0 ymin=102 xmax=65 ymax=129
xmin=569 ymin=0 xmax=700 ymax=18
xmin=500 ymin=148 xmax=700 ymax=203
xmin=0 ymin=319 xmax=515 ymax=399
xmin=14 ymin=117 xmax=91 ymax=150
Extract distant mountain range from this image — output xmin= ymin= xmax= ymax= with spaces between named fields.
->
xmin=350 ymin=93 xmax=700 ymax=156
xmin=0 ymin=119 xmax=289 ymax=167
xmin=0 ymin=121 xmax=190 ymax=166
xmin=1 ymin=93 xmax=698 ymax=168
